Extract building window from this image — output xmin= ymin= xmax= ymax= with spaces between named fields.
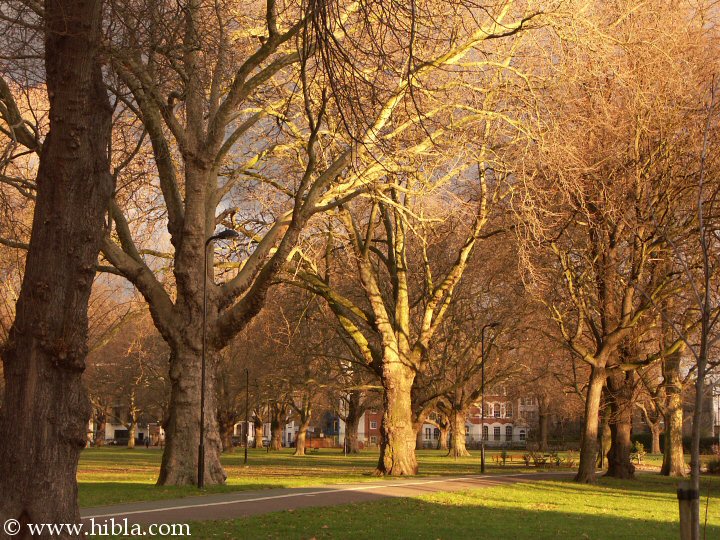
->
xmin=425 ymin=427 xmax=431 ymax=440
xmin=494 ymin=404 xmax=501 ymax=418
xmin=519 ymin=430 xmax=526 ymax=441
xmin=506 ymin=426 xmax=513 ymax=441
xmin=433 ymin=428 xmax=440 ymax=440
xmin=370 ymin=421 xmax=377 ymax=430
xmin=370 ymin=435 xmax=377 ymax=444
xmin=482 ymin=426 xmax=488 ymax=441
xmin=493 ymin=427 xmax=501 ymax=441
xmin=506 ymin=403 xmax=513 ymax=418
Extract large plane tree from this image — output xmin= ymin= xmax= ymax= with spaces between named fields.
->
xmin=0 ymin=0 xmax=115 ymax=532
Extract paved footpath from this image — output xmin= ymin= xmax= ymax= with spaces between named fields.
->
xmin=80 ymin=472 xmax=572 ymax=525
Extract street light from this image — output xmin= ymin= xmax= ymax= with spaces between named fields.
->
xmin=480 ymin=322 xmax=499 ymax=474
xmin=199 ymin=228 xmax=239 ymax=489
xmin=244 ymin=368 xmax=249 ymax=465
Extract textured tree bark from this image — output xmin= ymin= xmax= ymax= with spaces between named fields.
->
xmin=538 ymin=413 xmax=550 ymax=452
xmin=650 ymin=425 xmax=661 ymax=455
xmin=661 ymin=392 xmax=686 ymax=476
xmin=158 ymin=348 xmax=225 ymax=485
xmin=639 ymin=403 xmax=663 ymax=455
xmin=449 ymin=409 xmax=470 ymax=457
xmin=575 ymin=366 xmax=606 ymax=483
xmin=345 ymin=393 xmax=363 ymax=454
xmin=438 ymin=427 xmax=449 ymax=451
xmin=218 ymin=413 xmax=235 ymax=453
xmin=253 ymin=417 xmax=264 ymax=448
xmin=604 ymin=370 xmax=636 ymax=479
xmin=0 ymin=0 xmax=113 ymax=534
xmin=94 ymin=410 xmax=107 ymax=447
xmin=270 ymin=406 xmax=284 ymax=451
xmin=127 ymin=422 xmax=136 ymax=449
xmin=294 ymin=414 xmax=312 ymax=457
xmin=597 ymin=406 xmax=611 ymax=468
xmin=538 ymin=396 xmax=550 ymax=452
xmin=376 ymin=362 xmax=418 ymax=475
xmin=661 ymin=351 xmax=686 ymax=477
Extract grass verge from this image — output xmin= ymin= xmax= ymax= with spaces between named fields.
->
xmin=78 ymin=447 xmax=574 ymax=507
xmin=179 ymin=475 xmax=720 ymax=540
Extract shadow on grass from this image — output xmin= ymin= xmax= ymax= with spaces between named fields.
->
xmin=528 ymin=474 xmax=720 ymax=499
xmin=187 ymin=495 xmax=719 ymax=540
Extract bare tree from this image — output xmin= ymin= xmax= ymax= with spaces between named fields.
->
xmin=0 ymin=0 xmax=115 ymax=532
xmin=88 ymin=0 xmax=542 ymax=485
xmin=655 ymin=79 xmax=720 ymax=539
xmin=516 ymin=0 xmax=717 ymax=482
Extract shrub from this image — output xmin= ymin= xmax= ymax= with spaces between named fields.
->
xmin=632 ymin=434 xmax=719 ymax=454
xmin=631 ymin=442 xmax=646 ymax=464
xmin=631 ymin=433 xmax=657 ymax=452
xmin=682 ymin=436 xmax=718 ymax=454
xmin=548 ymin=450 xmax=562 ymax=467
xmin=706 ymin=458 xmax=720 ymax=474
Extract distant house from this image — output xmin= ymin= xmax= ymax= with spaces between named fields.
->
xmin=419 ymin=395 xmax=538 ymax=448
xmin=87 ymin=404 xmax=161 ymax=446
xmin=227 ymin=396 xmax=537 ymax=450
xmin=232 ymin=408 xmax=383 ymax=449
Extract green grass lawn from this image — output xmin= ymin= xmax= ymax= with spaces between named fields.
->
xmin=78 ymin=447 xmax=572 ymax=507
xmin=181 ymin=475 xmax=720 ymax=540
xmin=81 ymin=449 xmax=720 ymax=539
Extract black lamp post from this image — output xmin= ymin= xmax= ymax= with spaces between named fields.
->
xmin=199 ymin=228 xmax=239 ymax=489
xmin=244 ymin=368 xmax=249 ymax=465
xmin=480 ymin=322 xmax=499 ymax=474
xmin=266 ymin=398 xmax=272 ymax=453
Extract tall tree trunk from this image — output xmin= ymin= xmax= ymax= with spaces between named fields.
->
xmin=598 ymin=405 xmax=611 ymax=468
xmin=662 ymin=391 xmax=685 ymax=475
xmin=376 ymin=362 xmax=418 ymax=475
xmin=218 ymin=413 xmax=235 ymax=453
xmin=415 ymin=426 xmax=424 ymax=450
xmin=650 ymin=425 xmax=661 ymax=455
xmin=270 ymin=406 xmax=284 ymax=450
xmin=127 ymin=421 xmax=136 ymax=449
xmin=661 ymin=352 xmax=686 ymax=476
xmin=604 ymin=369 xmax=635 ymax=479
xmin=95 ymin=410 xmax=107 ymax=447
xmin=639 ymin=403 xmax=663 ymax=455
xmin=253 ymin=417 xmax=264 ymax=448
xmin=294 ymin=414 xmax=312 ymax=457
xmin=689 ymin=349 xmax=709 ymax=540
xmin=575 ymin=365 xmax=606 ymax=483
xmin=449 ymin=409 xmax=470 ymax=457
xmin=345 ymin=394 xmax=363 ymax=454
xmin=438 ymin=427 xmax=449 ymax=450
xmin=538 ymin=412 xmax=549 ymax=452
xmin=0 ymin=0 xmax=113 ymax=532
xmin=158 ymin=348 xmax=225 ymax=485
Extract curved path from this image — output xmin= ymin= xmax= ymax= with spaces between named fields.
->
xmin=80 ymin=472 xmax=572 ymax=525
